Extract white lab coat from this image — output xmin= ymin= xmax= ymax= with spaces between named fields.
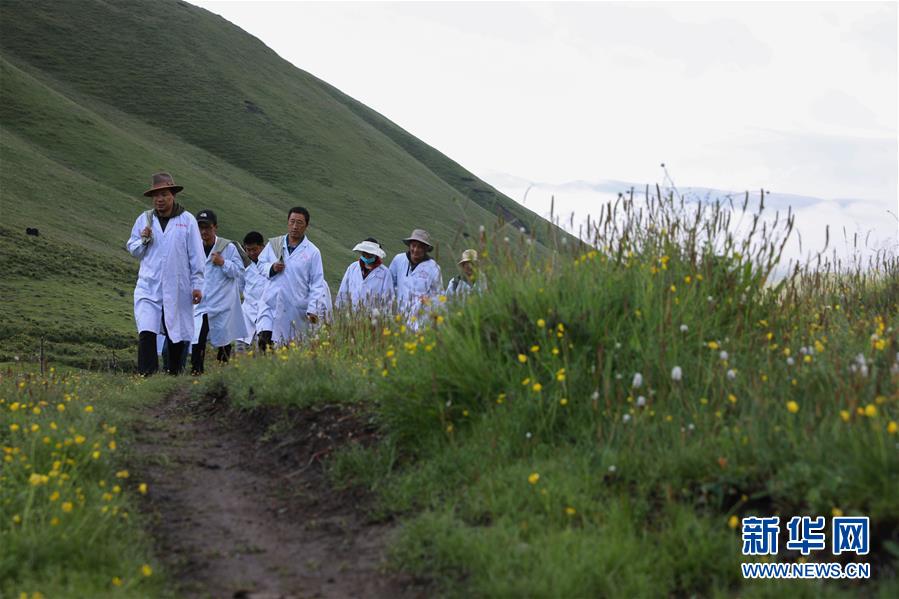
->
xmin=335 ymin=261 xmax=395 ymax=311
xmin=315 ymin=280 xmax=334 ymax=324
xmin=388 ymin=252 xmax=443 ymax=321
xmin=239 ymin=260 xmax=267 ymax=344
xmin=192 ymin=239 xmax=247 ymax=347
xmin=446 ymin=273 xmax=487 ymax=298
xmin=257 ymin=235 xmax=326 ymax=345
xmin=127 ymin=210 xmax=205 ymax=344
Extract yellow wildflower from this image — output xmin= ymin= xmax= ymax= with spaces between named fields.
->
xmin=786 ymin=401 xmax=799 ymax=414
xmin=528 ymin=472 xmax=540 ymax=485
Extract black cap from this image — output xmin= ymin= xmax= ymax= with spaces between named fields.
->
xmin=196 ymin=209 xmax=217 ymax=225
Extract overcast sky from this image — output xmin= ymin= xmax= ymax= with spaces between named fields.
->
xmin=192 ymin=1 xmax=898 ymax=261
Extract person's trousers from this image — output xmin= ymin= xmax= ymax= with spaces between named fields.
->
xmin=257 ymin=330 xmax=273 ymax=354
xmin=137 ymin=308 xmax=187 ymax=376
xmin=191 ymin=314 xmax=232 ymax=375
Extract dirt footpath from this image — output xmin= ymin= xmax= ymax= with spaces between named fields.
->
xmin=131 ymin=388 xmax=417 ymax=599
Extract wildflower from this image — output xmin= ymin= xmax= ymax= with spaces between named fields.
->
xmin=521 ymin=378 xmax=531 ymax=386
xmin=622 ymin=414 xmax=631 ymax=423
xmin=112 ymin=577 xmax=123 ymax=587
xmin=720 ymin=351 xmax=729 ymax=361
xmin=532 ymin=383 xmax=542 ymax=392
xmin=139 ymin=483 xmax=148 ymax=495
xmin=727 ymin=394 xmax=737 ymax=404
xmin=551 ymin=347 xmax=560 ymax=355
xmin=632 ymin=373 xmax=643 ymax=388
xmin=517 ymin=354 xmax=528 ymax=363
xmin=839 ymin=410 xmax=850 ymax=422
xmin=636 ymin=396 xmax=646 ymax=408
xmin=61 ymin=502 xmax=73 ymax=513
xmin=29 ymin=473 xmax=48 ymax=486
xmin=726 ymin=369 xmax=736 ymax=380
xmin=559 ymin=398 xmax=568 ymax=406
xmin=786 ymin=401 xmax=799 ymax=414
xmin=530 ymin=345 xmax=540 ymax=353
xmin=864 ymin=404 xmax=877 ymax=418
xmin=786 ymin=357 xmax=795 ymax=366
xmin=50 ymin=491 xmax=59 ymax=501
xmin=608 ymin=465 xmax=617 ymax=473
xmin=707 ymin=341 xmax=719 ymax=350
xmin=679 ymin=324 xmax=688 ymax=333
xmin=84 ymin=405 xmax=94 ymax=413
xmin=671 ymin=366 xmax=682 ymax=381
xmin=92 ymin=451 xmax=101 ymax=460
xmin=565 ymin=506 xmax=577 ymax=517
xmin=141 ymin=564 xmax=153 ymax=577
xmin=446 ymin=424 xmax=454 ymax=433
xmin=537 ymin=318 xmax=546 ymax=328
xmin=591 ymin=390 xmax=600 ymax=401
xmin=728 ymin=515 xmax=739 ymax=529
xmin=556 ymin=370 xmax=566 ymax=382
xmin=888 ymin=421 xmax=897 ymax=435
xmin=525 ymin=432 xmax=532 ymax=439
xmin=528 ymin=472 xmax=540 ymax=485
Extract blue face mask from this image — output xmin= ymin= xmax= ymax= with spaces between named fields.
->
xmin=360 ymin=255 xmax=376 ymax=265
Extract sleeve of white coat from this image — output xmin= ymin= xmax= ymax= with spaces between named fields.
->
xmin=335 ymin=264 xmax=352 ymax=309
xmin=186 ymin=217 xmax=205 ymax=291
xmin=305 ymin=249 xmax=326 ymax=316
xmin=388 ymin=255 xmax=400 ymax=287
xmin=430 ymin=265 xmax=444 ymax=300
xmin=220 ymin=244 xmax=244 ymax=282
xmin=258 ymin=242 xmax=277 ymax=279
xmin=382 ymin=267 xmax=396 ymax=302
xmin=126 ymin=215 xmax=148 ymax=258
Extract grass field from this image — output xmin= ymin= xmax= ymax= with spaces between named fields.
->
xmin=199 ymin=193 xmax=899 ymax=597
xmin=0 ymin=368 xmax=177 ymax=597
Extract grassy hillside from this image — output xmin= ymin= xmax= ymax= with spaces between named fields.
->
xmin=0 ymin=0 xmax=561 ymax=368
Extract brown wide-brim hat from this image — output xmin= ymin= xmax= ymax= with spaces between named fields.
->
xmin=143 ymin=172 xmax=184 ymax=197
xmin=403 ymin=228 xmax=434 ymax=251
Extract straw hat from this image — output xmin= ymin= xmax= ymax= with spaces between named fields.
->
xmin=402 ymin=229 xmax=434 ymax=251
xmin=458 ymin=249 xmax=478 ymax=264
xmin=352 ymin=239 xmax=386 ymax=259
xmin=143 ymin=172 xmax=183 ymax=197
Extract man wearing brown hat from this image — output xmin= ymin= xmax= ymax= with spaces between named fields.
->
xmin=388 ymin=229 xmax=443 ymax=326
xmin=126 ymin=172 xmax=205 ymax=375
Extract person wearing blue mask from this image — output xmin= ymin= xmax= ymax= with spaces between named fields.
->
xmin=336 ymin=237 xmax=395 ymax=312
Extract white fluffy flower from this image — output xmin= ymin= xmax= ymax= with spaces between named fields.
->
xmin=719 ymin=351 xmax=729 ymax=361
xmin=632 ymin=372 xmax=643 ymax=388
xmin=726 ymin=369 xmax=736 ymax=380
xmin=608 ymin=465 xmax=617 ymax=473
xmin=636 ymin=396 xmax=646 ymax=407
xmin=671 ymin=366 xmax=683 ymax=382
xmin=478 ymin=224 xmax=485 ymax=233
xmin=679 ymin=324 xmax=689 ymax=333
xmin=622 ymin=414 xmax=631 ymax=423
xmin=591 ymin=390 xmax=600 ymax=401
xmin=786 ymin=357 xmax=795 ymax=366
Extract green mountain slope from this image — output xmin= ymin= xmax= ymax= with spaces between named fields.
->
xmin=0 ymin=0 xmax=558 ymax=367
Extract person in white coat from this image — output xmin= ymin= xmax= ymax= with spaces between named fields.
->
xmin=389 ymin=229 xmax=443 ymax=327
xmin=236 ymin=231 xmax=267 ymax=352
xmin=189 ymin=210 xmax=247 ymax=374
xmin=446 ymin=249 xmax=487 ymax=298
xmin=126 ymin=172 xmax=204 ymax=376
xmin=336 ymin=238 xmax=395 ymax=313
xmin=256 ymin=206 xmax=326 ymax=349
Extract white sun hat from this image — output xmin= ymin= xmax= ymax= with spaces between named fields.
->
xmin=352 ymin=239 xmax=386 ymax=259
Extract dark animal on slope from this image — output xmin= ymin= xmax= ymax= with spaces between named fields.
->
xmin=26 ymin=228 xmax=40 ymax=236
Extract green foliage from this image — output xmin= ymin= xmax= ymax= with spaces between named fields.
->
xmin=0 ymin=368 xmax=176 ymax=596
xmin=213 ymin=192 xmax=898 ymax=596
